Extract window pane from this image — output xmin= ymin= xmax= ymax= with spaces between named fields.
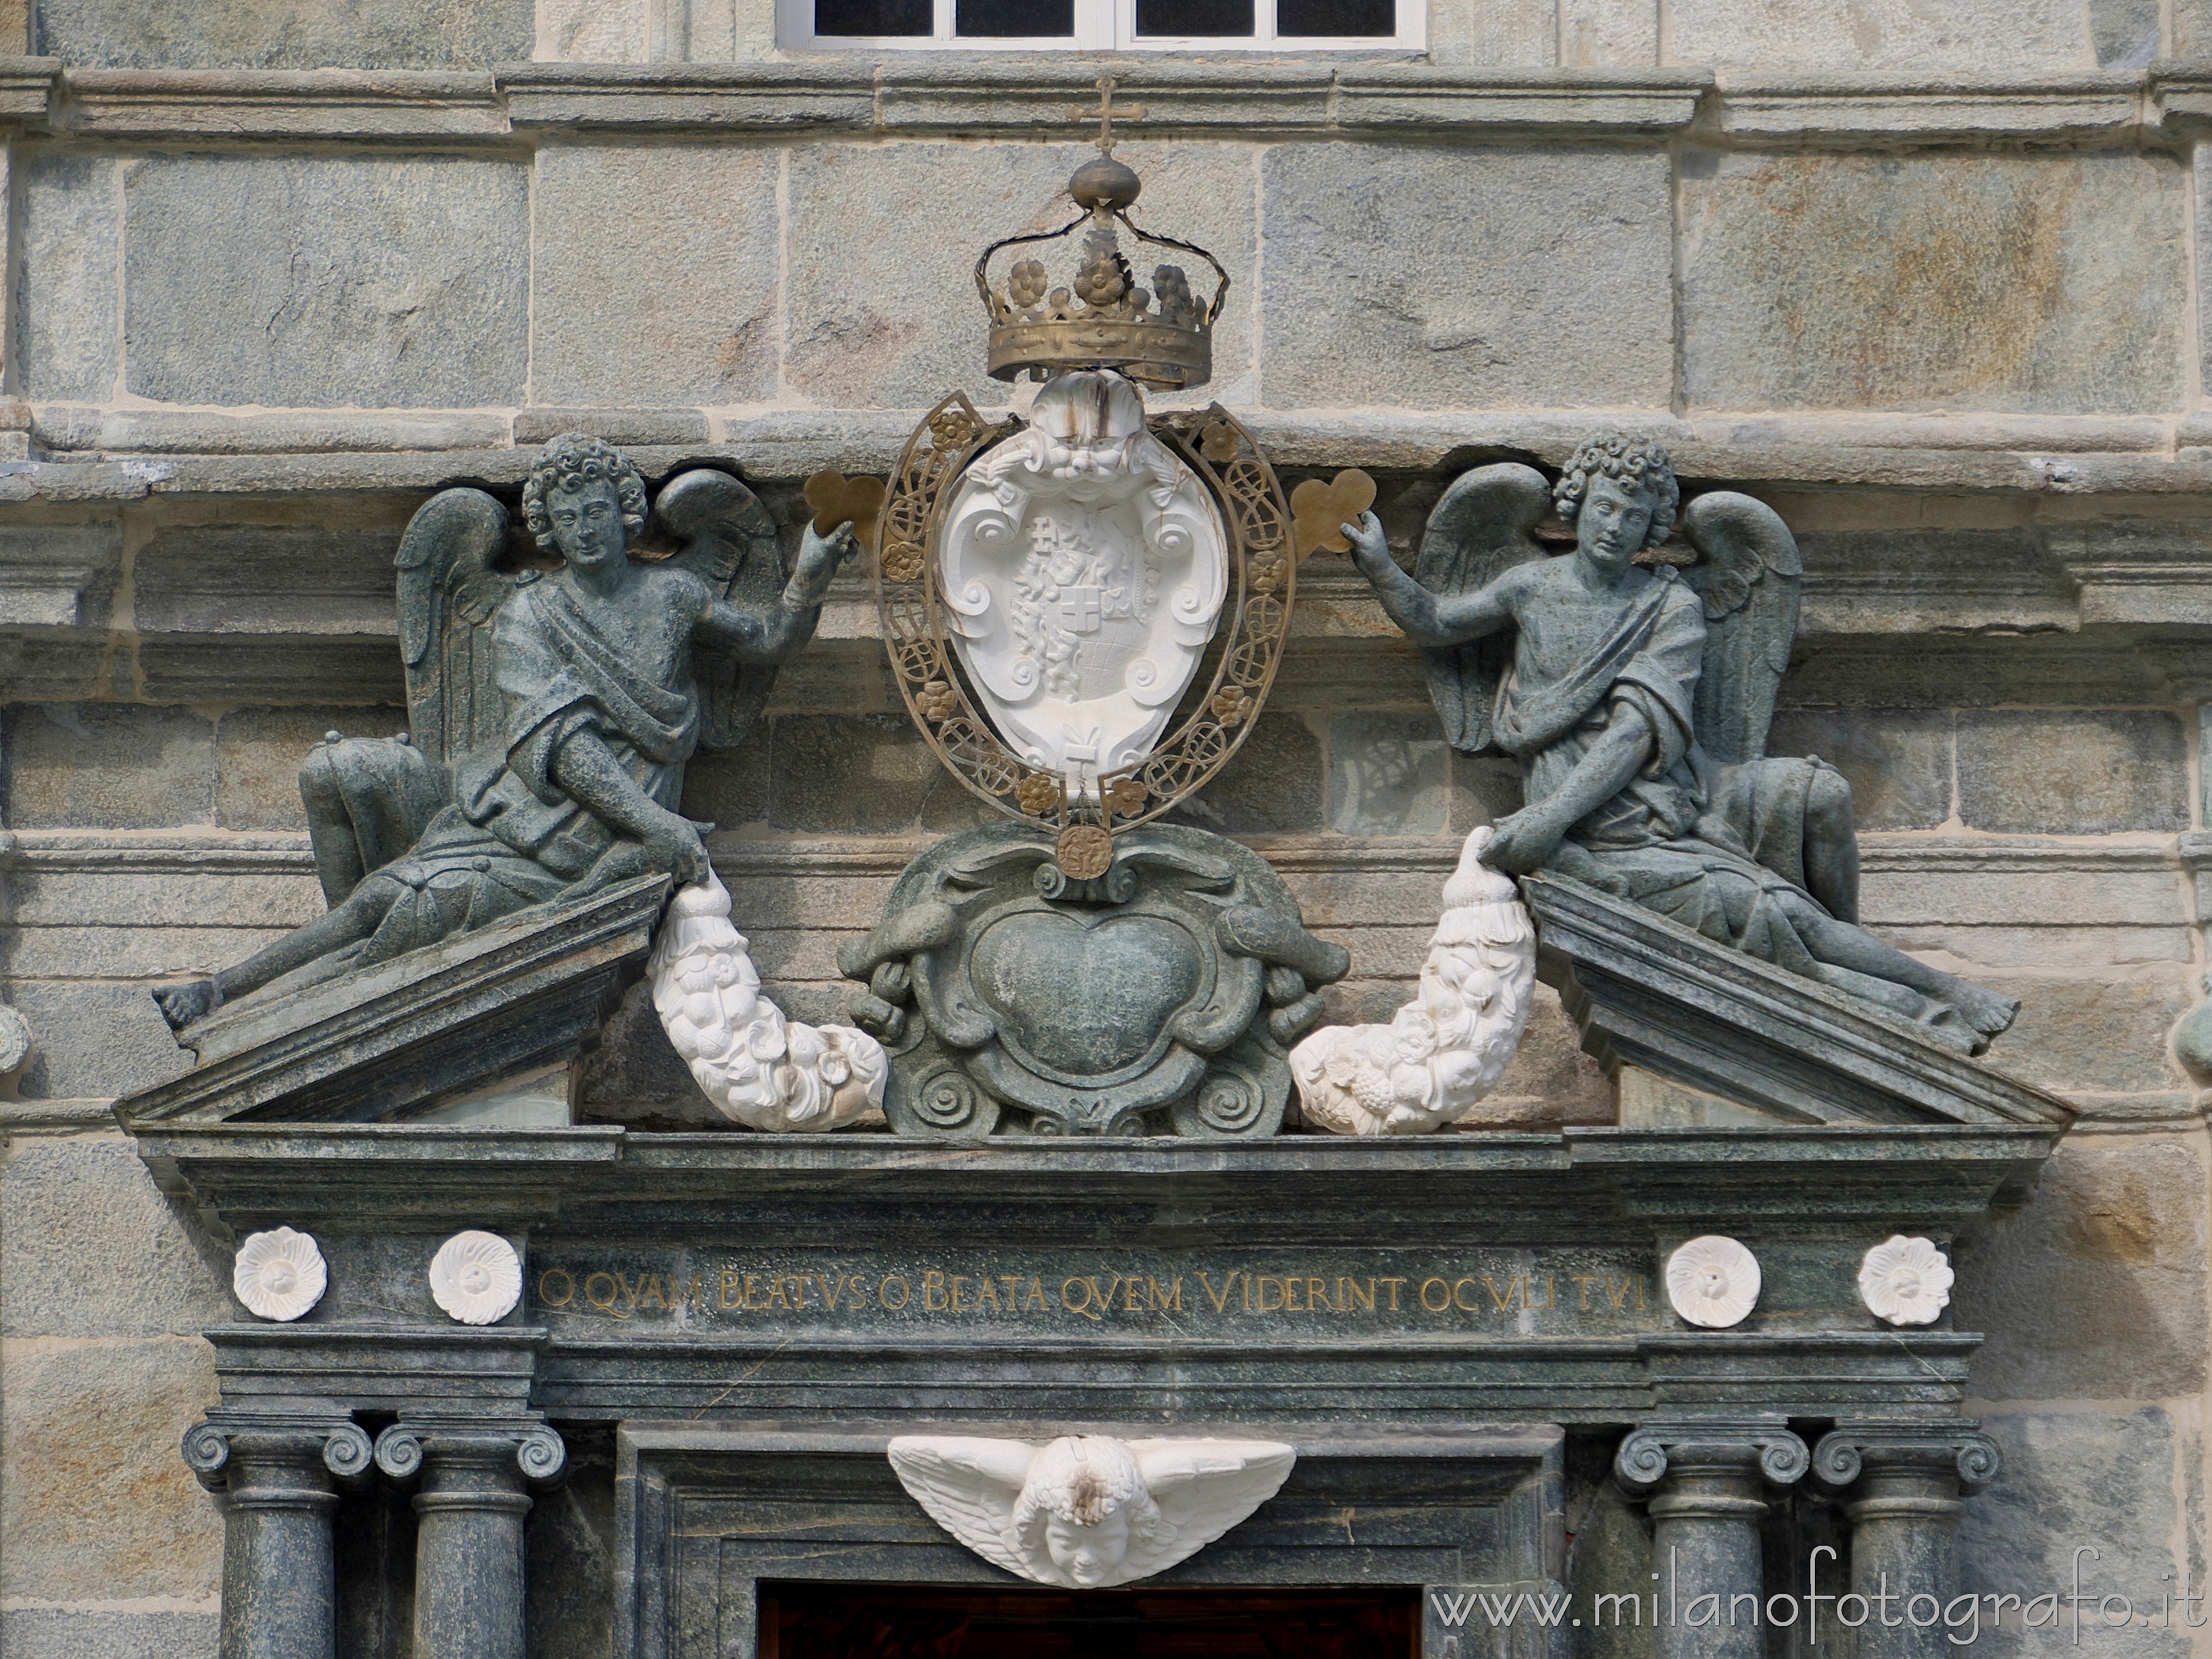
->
xmin=1134 ymin=0 xmax=1253 ymax=34
xmin=814 ymin=0 xmax=929 ymax=32
xmin=956 ymin=0 xmax=1073 ymax=32
xmin=1277 ymin=0 xmax=1391 ymax=30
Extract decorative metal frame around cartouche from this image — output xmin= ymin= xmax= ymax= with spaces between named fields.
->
xmin=874 ymin=390 xmax=1295 ymax=841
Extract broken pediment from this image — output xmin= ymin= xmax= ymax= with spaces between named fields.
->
xmin=117 ymin=873 xmax=667 ymax=1128
xmin=1524 ymin=872 xmax=2076 ymax=1129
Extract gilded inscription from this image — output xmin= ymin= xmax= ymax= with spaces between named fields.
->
xmin=532 ymin=1256 xmax=1655 ymax=1331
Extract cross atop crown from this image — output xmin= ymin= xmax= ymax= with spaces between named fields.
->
xmin=1070 ymin=73 xmax=1144 ymax=156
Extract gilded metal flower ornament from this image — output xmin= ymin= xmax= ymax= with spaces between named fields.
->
xmin=1665 ymin=1234 xmax=1761 ymax=1329
xmin=1016 ymin=772 xmax=1063 ymax=815
xmin=233 ymin=1226 xmax=327 ymax=1322
xmin=917 ymin=679 xmax=960 ymax=721
xmin=1857 ymin=1234 xmax=1953 ymax=1326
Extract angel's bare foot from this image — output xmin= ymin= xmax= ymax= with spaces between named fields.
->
xmin=1949 ymin=978 xmax=2019 ymax=1043
xmin=153 ymin=977 xmax=222 ymax=1032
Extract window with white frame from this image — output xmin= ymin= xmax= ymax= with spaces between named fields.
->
xmin=780 ymin=0 xmax=1417 ymax=50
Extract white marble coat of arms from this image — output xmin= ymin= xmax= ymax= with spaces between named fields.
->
xmin=938 ymin=371 xmax=1229 ymax=781
xmin=887 ymin=1433 xmax=1294 ymax=1588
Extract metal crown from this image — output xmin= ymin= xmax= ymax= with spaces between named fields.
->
xmin=975 ymin=76 xmax=1228 ymax=392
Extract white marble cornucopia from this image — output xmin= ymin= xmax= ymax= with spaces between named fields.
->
xmin=1288 ymin=824 xmax=1536 ymax=1135
xmin=650 ymin=870 xmax=889 ymax=1132
xmin=1857 ymin=1234 xmax=1954 ymax=1326
xmin=232 ymin=1225 xmax=327 ymax=1321
xmin=428 ymin=1229 xmax=522 ymax=1325
xmin=887 ymin=1434 xmax=1297 ymax=1588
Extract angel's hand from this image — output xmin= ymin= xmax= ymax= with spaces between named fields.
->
xmin=793 ymin=521 xmax=858 ymax=596
xmin=1342 ymin=512 xmax=1393 ymax=580
xmin=644 ymin=811 xmax=710 ymax=887
xmin=1479 ymin=805 xmax=1566 ymax=875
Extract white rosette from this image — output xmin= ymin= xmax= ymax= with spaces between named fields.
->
xmin=1665 ymin=1234 xmax=1761 ymax=1329
xmin=233 ymin=1226 xmax=327 ymax=1322
xmin=1857 ymin=1234 xmax=1953 ymax=1326
xmin=428 ymin=1229 xmax=522 ymax=1326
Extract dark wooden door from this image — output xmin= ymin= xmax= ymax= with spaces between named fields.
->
xmin=758 ymin=1583 xmax=1418 ymax=1659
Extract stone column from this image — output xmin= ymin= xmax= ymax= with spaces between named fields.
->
xmin=182 ymin=1418 xmax=372 ymax=1659
xmin=375 ymin=1421 xmax=567 ymax=1659
xmin=1614 ymin=1416 xmax=1810 ymax=1659
xmin=1813 ymin=1422 xmax=2001 ymax=1659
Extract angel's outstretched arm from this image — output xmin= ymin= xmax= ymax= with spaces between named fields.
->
xmin=552 ymin=729 xmax=706 ymax=884
xmin=1344 ymin=513 xmax=1516 ymax=646
xmin=694 ymin=522 xmax=857 ymax=663
xmin=1482 ymin=702 xmax=1653 ymax=875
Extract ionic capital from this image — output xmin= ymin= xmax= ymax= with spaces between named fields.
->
xmin=372 ymin=1420 xmax=567 ymax=1489
xmin=1614 ymin=1416 xmax=1811 ymax=1497
xmin=1812 ymin=1421 xmax=2000 ymax=1498
xmin=180 ymin=1418 xmax=372 ymax=1495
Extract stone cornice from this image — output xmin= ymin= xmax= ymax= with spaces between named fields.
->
xmin=0 ymin=827 xmax=2182 ymax=882
xmin=0 ymin=58 xmax=2201 ymax=146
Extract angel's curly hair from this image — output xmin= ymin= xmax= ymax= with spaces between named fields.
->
xmin=522 ymin=432 xmax=649 ymax=554
xmin=1552 ymin=432 xmax=1678 ymax=549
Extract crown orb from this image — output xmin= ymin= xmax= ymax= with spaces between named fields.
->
xmin=1070 ymin=155 xmax=1142 ymax=212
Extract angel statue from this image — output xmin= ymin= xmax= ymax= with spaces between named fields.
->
xmin=152 ymin=432 xmax=856 ymax=1032
xmin=886 ymin=1434 xmax=1296 ymax=1590
xmin=1345 ymin=433 xmax=2018 ymax=1055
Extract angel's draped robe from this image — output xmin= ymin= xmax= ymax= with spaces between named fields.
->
xmin=355 ymin=570 xmax=700 ymax=964
xmin=1492 ymin=567 xmax=1845 ymax=982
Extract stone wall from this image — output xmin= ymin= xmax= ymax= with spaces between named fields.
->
xmin=0 ymin=17 xmax=2209 ymax=1659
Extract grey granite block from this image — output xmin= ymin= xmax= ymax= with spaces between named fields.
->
xmin=0 ymin=1134 xmax=231 ymax=1338
xmin=1955 ymin=709 xmax=2188 ymax=835
xmin=1682 ymin=151 xmax=2186 ymax=414
xmin=1260 ymin=142 xmax=1672 ymax=410
xmin=3 ymin=702 xmax=215 ymax=829
xmin=532 ymin=143 xmax=779 ymax=408
xmin=123 ymin=155 xmax=528 ymax=408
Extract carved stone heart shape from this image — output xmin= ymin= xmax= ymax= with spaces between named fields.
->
xmin=1289 ymin=468 xmax=1377 ymax=559
xmin=970 ymin=911 xmax=1202 ymax=1078
xmin=803 ymin=469 xmax=887 ymax=546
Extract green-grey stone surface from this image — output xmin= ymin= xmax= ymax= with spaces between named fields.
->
xmin=35 ymin=0 xmax=531 ymax=67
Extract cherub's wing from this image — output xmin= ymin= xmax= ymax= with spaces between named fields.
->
xmin=1677 ymin=491 xmax=1803 ymax=767
xmin=655 ymin=468 xmax=786 ymax=751
xmin=1414 ymin=463 xmax=1550 ymax=754
xmin=1126 ymin=1439 xmax=1297 ymax=1577
xmin=395 ymin=488 xmax=514 ymax=771
xmin=886 ymin=1437 xmax=1037 ymax=1580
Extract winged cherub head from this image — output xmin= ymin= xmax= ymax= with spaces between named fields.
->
xmin=523 ymin=432 xmax=650 ymax=571
xmin=1551 ymin=433 xmax=1679 ymax=579
xmin=1010 ymin=1436 xmax=1175 ymax=1587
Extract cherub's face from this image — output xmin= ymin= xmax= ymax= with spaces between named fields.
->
xmin=548 ymin=479 xmax=627 ymax=569
xmin=1575 ymin=474 xmax=1656 ymax=579
xmin=1044 ymin=1509 xmax=1129 ymax=1586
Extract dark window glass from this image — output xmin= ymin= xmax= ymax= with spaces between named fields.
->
xmin=814 ymin=0 xmax=929 ymax=33
xmin=1134 ymin=0 xmax=1253 ymax=34
xmin=1277 ymin=0 xmax=1391 ymax=30
xmin=956 ymin=0 xmax=1073 ymax=31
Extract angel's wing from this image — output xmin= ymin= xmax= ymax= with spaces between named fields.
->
xmin=395 ymin=488 xmax=515 ymax=772
xmin=1677 ymin=491 xmax=1803 ymax=767
xmin=1414 ymin=464 xmax=1551 ymax=754
xmin=655 ymin=468 xmax=786 ymax=751
xmin=1126 ymin=1438 xmax=1296 ymax=1577
xmin=886 ymin=1436 xmax=1037 ymax=1579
